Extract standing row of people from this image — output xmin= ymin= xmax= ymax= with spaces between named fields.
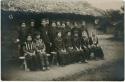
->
xmin=16 ymin=19 xmax=104 ymax=71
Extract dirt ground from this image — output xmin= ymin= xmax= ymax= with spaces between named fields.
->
xmin=1 ymin=34 xmax=124 ymax=81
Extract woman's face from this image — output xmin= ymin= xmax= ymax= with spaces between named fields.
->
xmin=82 ymin=32 xmax=87 ymax=39
xmin=27 ymin=36 xmax=32 ymax=41
xmin=21 ymin=23 xmax=26 ymax=28
xmin=46 ymin=20 xmax=49 ymax=24
xmin=52 ymin=22 xmax=56 ymax=27
xmin=74 ymin=22 xmax=78 ymax=27
xmin=41 ymin=21 xmax=46 ymax=26
xmin=62 ymin=23 xmax=65 ymax=28
xmin=36 ymin=35 xmax=40 ymax=39
xmin=82 ymin=21 xmax=86 ymax=26
xmin=82 ymin=31 xmax=86 ymax=36
xmin=92 ymin=32 xmax=95 ymax=37
xmin=57 ymin=32 xmax=62 ymax=37
xmin=31 ymin=22 xmax=35 ymax=27
xmin=67 ymin=32 xmax=71 ymax=36
xmin=66 ymin=21 xmax=70 ymax=25
xmin=74 ymin=33 xmax=78 ymax=37
xmin=57 ymin=21 xmax=61 ymax=26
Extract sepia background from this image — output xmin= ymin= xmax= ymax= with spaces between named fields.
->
xmin=1 ymin=0 xmax=124 ymax=81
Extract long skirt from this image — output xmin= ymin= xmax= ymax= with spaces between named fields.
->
xmin=25 ymin=54 xmax=37 ymax=71
xmin=66 ymin=49 xmax=75 ymax=64
xmin=36 ymin=52 xmax=49 ymax=69
xmin=57 ymin=50 xmax=69 ymax=65
xmin=73 ymin=50 xmax=84 ymax=63
xmin=82 ymin=47 xmax=90 ymax=60
xmin=90 ymin=45 xmax=104 ymax=59
xmin=95 ymin=47 xmax=104 ymax=59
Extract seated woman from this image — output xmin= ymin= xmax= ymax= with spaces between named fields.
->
xmin=23 ymin=35 xmax=37 ymax=71
xmin=34 ymin=32 xmax=49 ymax=71
xmin=89 ymin=32 xmax=104 ymax=59
xmin=54 ymin=32 xmax=68 ymax=66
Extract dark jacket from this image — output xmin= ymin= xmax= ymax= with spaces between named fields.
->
xmin=72 ymin=36 xmax=81 ymax=49
xmin=18 ymin=26 xmax=29 ymax=44
xmin=80 ymin=26 xmax=89 ymax=37
xmin=81 ymin=37 xmax=89 ymax=48
xmin=88 ymin=36 xmax=98 ymax=45
xmin=38 ymin=26 xmax=50 ymax=45
xmin=71 ymin=27 xmax=82 ymax=38
xmin=54 ymin=36 xmax=65 ymax=50
xmin=38 ymin=26 xmax=51 ymax=53
xmin=64 ymin=35 xmax=73 ymax=49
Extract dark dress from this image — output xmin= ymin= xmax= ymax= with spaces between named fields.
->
xmin=89 ymin=36 xmax=104 ymax=59
xmin=72 ymin=35 xmax=84 ymax=62
xmin=54 ymin=36 xmax=67 ymax=65
xmin=28 ymin=26 xmax=38 ymax=38
xmin=71 ymin=26 xmax=82 ymax=38
xmin=18 ymin=26 xmax=29 ymax=56
xmin=80 ymin=26 xmax=89 ymax=37
xmin=81 ymin=37 xmax=90 ymax=60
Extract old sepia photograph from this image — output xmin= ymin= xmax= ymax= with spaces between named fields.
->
xmin=1 ymin=0 xmax=124 ymax=81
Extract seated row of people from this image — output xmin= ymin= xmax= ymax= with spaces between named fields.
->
xmin=17 ymin=19 xmax=104 ymax=71
xmin=22 ymin=33 xmax=49 ymax=71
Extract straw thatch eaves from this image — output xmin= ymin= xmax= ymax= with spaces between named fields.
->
xmin=1 ymin=0 xmax=103 ymax=16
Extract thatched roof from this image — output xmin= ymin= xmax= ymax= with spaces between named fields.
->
xmin=1 ymin=0 xmax=103 ymax=16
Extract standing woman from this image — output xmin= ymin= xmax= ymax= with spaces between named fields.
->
xmin=17 ymin=21 xmax=29 ymax=56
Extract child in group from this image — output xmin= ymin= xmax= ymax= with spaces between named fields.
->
xmin=34 ymin=32 xmax=49 ymax=70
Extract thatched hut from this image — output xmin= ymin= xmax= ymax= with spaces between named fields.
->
xmin=1 ymin=0 xmax=103 ymax=68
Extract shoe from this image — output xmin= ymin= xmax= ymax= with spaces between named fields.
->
xmin=78 ymin=61 xmax=82 ymax=64
xmin=42 ymin=67 xmax=46 ymax=71
xmin=84 ymin=61 xmax=88 ymax=63
xmin=46 ymin=67 xmax=50 ymax=70
xmin=60 ymin=65 xmax=64 ymax=67
xmin=25 ymin=68 xmax=30 ymax=72
xmin=95 ymin=58 xmax=99 ymax=61
xmin=82 ymin=60 xmax=88 ymax=63
xmin=100 ymin=57 xmax=105 ymax=60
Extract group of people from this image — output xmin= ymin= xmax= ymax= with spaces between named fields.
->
xmin=16 ymin=18 xmax=104 ymax=71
